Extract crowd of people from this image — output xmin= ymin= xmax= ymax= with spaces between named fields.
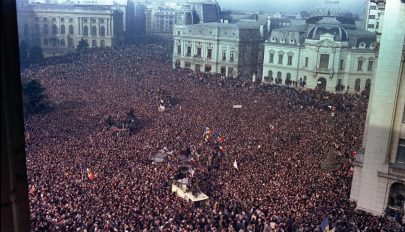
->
xmin=22 ymin=36 xmax=403 ymax=231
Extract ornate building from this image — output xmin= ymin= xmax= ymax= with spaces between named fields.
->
xmin=262 ymin=15 xmax=376 ymax=93
xmin=363 ymin=0 xmax=384 ymax=33
xmin=145 ymin=4 xmax=178 ymax=34
xmin=17 ymin=2 xmax=124 ymax=56
xmin=350 ymin=0 xmax=405 ymax=220
xmin=172 ymin=21 xmax=263 ymax=78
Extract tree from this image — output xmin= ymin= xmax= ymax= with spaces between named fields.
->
xmin=21 ymin=78 xmax=50 ymax=116
xmin=29 ymin=46 xmax=44 ymax=64
xmin=77 ymin=38 xmax=89 ymax=53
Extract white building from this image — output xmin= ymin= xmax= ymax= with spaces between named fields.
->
xmin=145 ymin=4 xmax=178 ymax=34
xmin=363 ymin=0 xmax=384 ymax=33
xmin=172 ymin=21 xmax=263 ymax=77
xmin=262 ymin=15 xmax=376 ymax=93
xmin=350 ymin=0 xmax=405 ymax=220
xmin=17 ymin=2 xmax=125 ymax=56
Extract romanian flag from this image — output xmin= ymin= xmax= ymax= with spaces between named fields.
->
xmin=87 ymin=168 xmax=95 ymax=181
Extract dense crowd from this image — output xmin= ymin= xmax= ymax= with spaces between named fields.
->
xmin=22 ymin=36 xmax=403 ymax=231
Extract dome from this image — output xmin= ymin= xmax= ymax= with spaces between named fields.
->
xmin=306 ymin=16 xmax=349 ymax=41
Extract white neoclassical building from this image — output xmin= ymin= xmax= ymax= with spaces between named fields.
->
xmin=262 ymin=15 xmax=376 ymax=93
xmin=17 ymin=2 xmax=125 ymax=56
xmin=172 ymin=22 xmax=263 ymax=78
xmin=351 ymin=0 xmax=405 ymax=221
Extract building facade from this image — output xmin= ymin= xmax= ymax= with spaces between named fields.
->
xmin=350 ymin=0 xmax=405 ymax=220
xmin=127 ymin=0 xmax=146 ymax=34
xmin=17 ymin=2 xmax=124 ymax=56
xmin=172 ymin=22 xmax=263 ymax=77
xmin=363 ymin=0 xmax=384 ymax=33
xmin=262 ymin=16 xmax=376 ymax=93
xmin=145 ymin=5 xmax=178 ymax=34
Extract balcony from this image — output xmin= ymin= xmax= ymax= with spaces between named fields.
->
xmin=389 ymin=163 xmax=405 ymax=176
xmin=316 ymin=67 xmax=333 ymax=74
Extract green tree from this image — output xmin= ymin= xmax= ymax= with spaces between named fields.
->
xmin=21 ymin=78 xmax=50 ymax=116
xmin=77 ymin=38 xmax=89 ymax=53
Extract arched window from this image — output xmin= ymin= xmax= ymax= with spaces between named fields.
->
xmin=68 ymin=37 xmax=74 ymax=48
xmin=61 ymin=25 xmax=65 ymax=34
xmin=69 ymin=25 xmax=74 ymax=34
xmin=100 ymin=26 xmax=105 ymax=37
xmin=60 ymin=38 xmax=65 ymax=47
xmin=92 ymin=39 xmax=97 ymax=47
xmin=277 ymin=71 xmax=282 ymax=84
xmin=51 ymin=38 xmax=57 ymax=47
xmin=44 ymin=24 xmax=48 ymax=34
xmin=83 ymin=26 xmax=88 ymax=36
xmin=52 ymin=24 xmax=57 ymax=34
xmin=34 ymin=24 xmax=40 ymax=35
xmin=24 ymin=24 xmax=29 ymax=36
xmin=43 ymin=38 xmax=48 ymax=46
xmin=286 ymin=73 xmax=292 ymax=85
xmin=91 ymin=26 xmax=97 ymax=36
xmin=100 ymin=40 xmax=105 ymax=47
xmin=355 ymin=79 xmax=361 ymax=92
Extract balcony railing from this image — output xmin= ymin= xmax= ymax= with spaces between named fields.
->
xmin=316 ymin=67 xmax=333 ymax=73
xmin=389 ymin=163 xmax=405 ymax=176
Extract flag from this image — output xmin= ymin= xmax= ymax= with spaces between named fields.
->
xmin=320 ymin=217 xmax=329 ymax=232
xmin=233 ymin=160 xmax=238 ymax=170
xmin=87 ymin=168 xmax=95 ymax=181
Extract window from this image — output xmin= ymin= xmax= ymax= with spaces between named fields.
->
xmin=100 ymin=40 xmax=105 ymax=47
xmin=61 ymin=25 xmax=65 ymax=34
xmin=69 ymin=18 xmax=73 ymax=23
xmin=52 ymin=17 xmax=56 ymax=22
xmin=52 ymin=24 xmax=57 ymax=34
xmin=177 ymin=45 xmax=181 ymax=55
xmin=222 ymin=50 xmax=226 ymax=61
xmin=376 ymin=22 xmax=379 ymax=29
xmin=34 ymin=24 xmax=40 ymax=35
xmin=60 ymin=38 xmax=65 ymax=47
xmin=91 ymin=18 xmax=97 ymax=24
xmin=186 ymin=47 xmax=191 ymax=56
xmin=319 ymin=54 xmax=329 ymax=69
xmin=44 ymin=17 xmax=48 ymax=22
xmin=207 ymin=49 xmax=212 ymax=59
xmin=100 ymin=26 xmax=105 ymax=37
xmin=69 ymin=25 xmax=74 ymax=34
xmin=84 ymin=18 xmax=88 ymax=23
xmin=287 ymin=55 xmax=292 ymax=66
xmin=278 ymin=54 xmax=283 ymax=64
xmin=197 ymin=47 xmax=201 ymax=57
xmin=268 ymin=70 xmax=273 ymax=78
xmin=269 ymin=53 xmax=274 ymax=63
xmin=43 ymin=38 xmax=48 ymax=46
xmin=83 ymin=26 xmax=88 ymax=36
xmin=92 ymin=40 xmax=97 ymax=47
xmin=368 ymin=24 xmax=374 ymax=28
xmin=35 ymin=17 xmax=39 ymax=22
xmin=370 ymin=6 xmax=377 ymax=10
xmin=230 ymin=51 xmax=234 ymax=62
xmin=68 ymin=37 xmax=74 ymax=48
xmin=44 ymin=24 xmax=48 ymax=34
xmin=355 ymin=79 xmax=361 ymax=92
xmin=369 ymin=15 xmax=375 ymax=19
xmin=304 ymin=57 xmax=308 ymax=67
xmin=340 ymin=59 xmax=344 ymax=70
xmin=61 ymin=18 xmax=65 ymax=23
xmin=367 ymin=60 xmax=373 ymax=71
xmin=91 ymin=26 xmax=97 ymax=36
xmin=100 ymin=19 xmax=105 ymax=24
xmin=357 ymin=60 xmax=363 ymax=71
xmin=396 ymin=139 xmax=405 ymax=163
xmin=51 ymin=38 xmax=57 ymax=47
